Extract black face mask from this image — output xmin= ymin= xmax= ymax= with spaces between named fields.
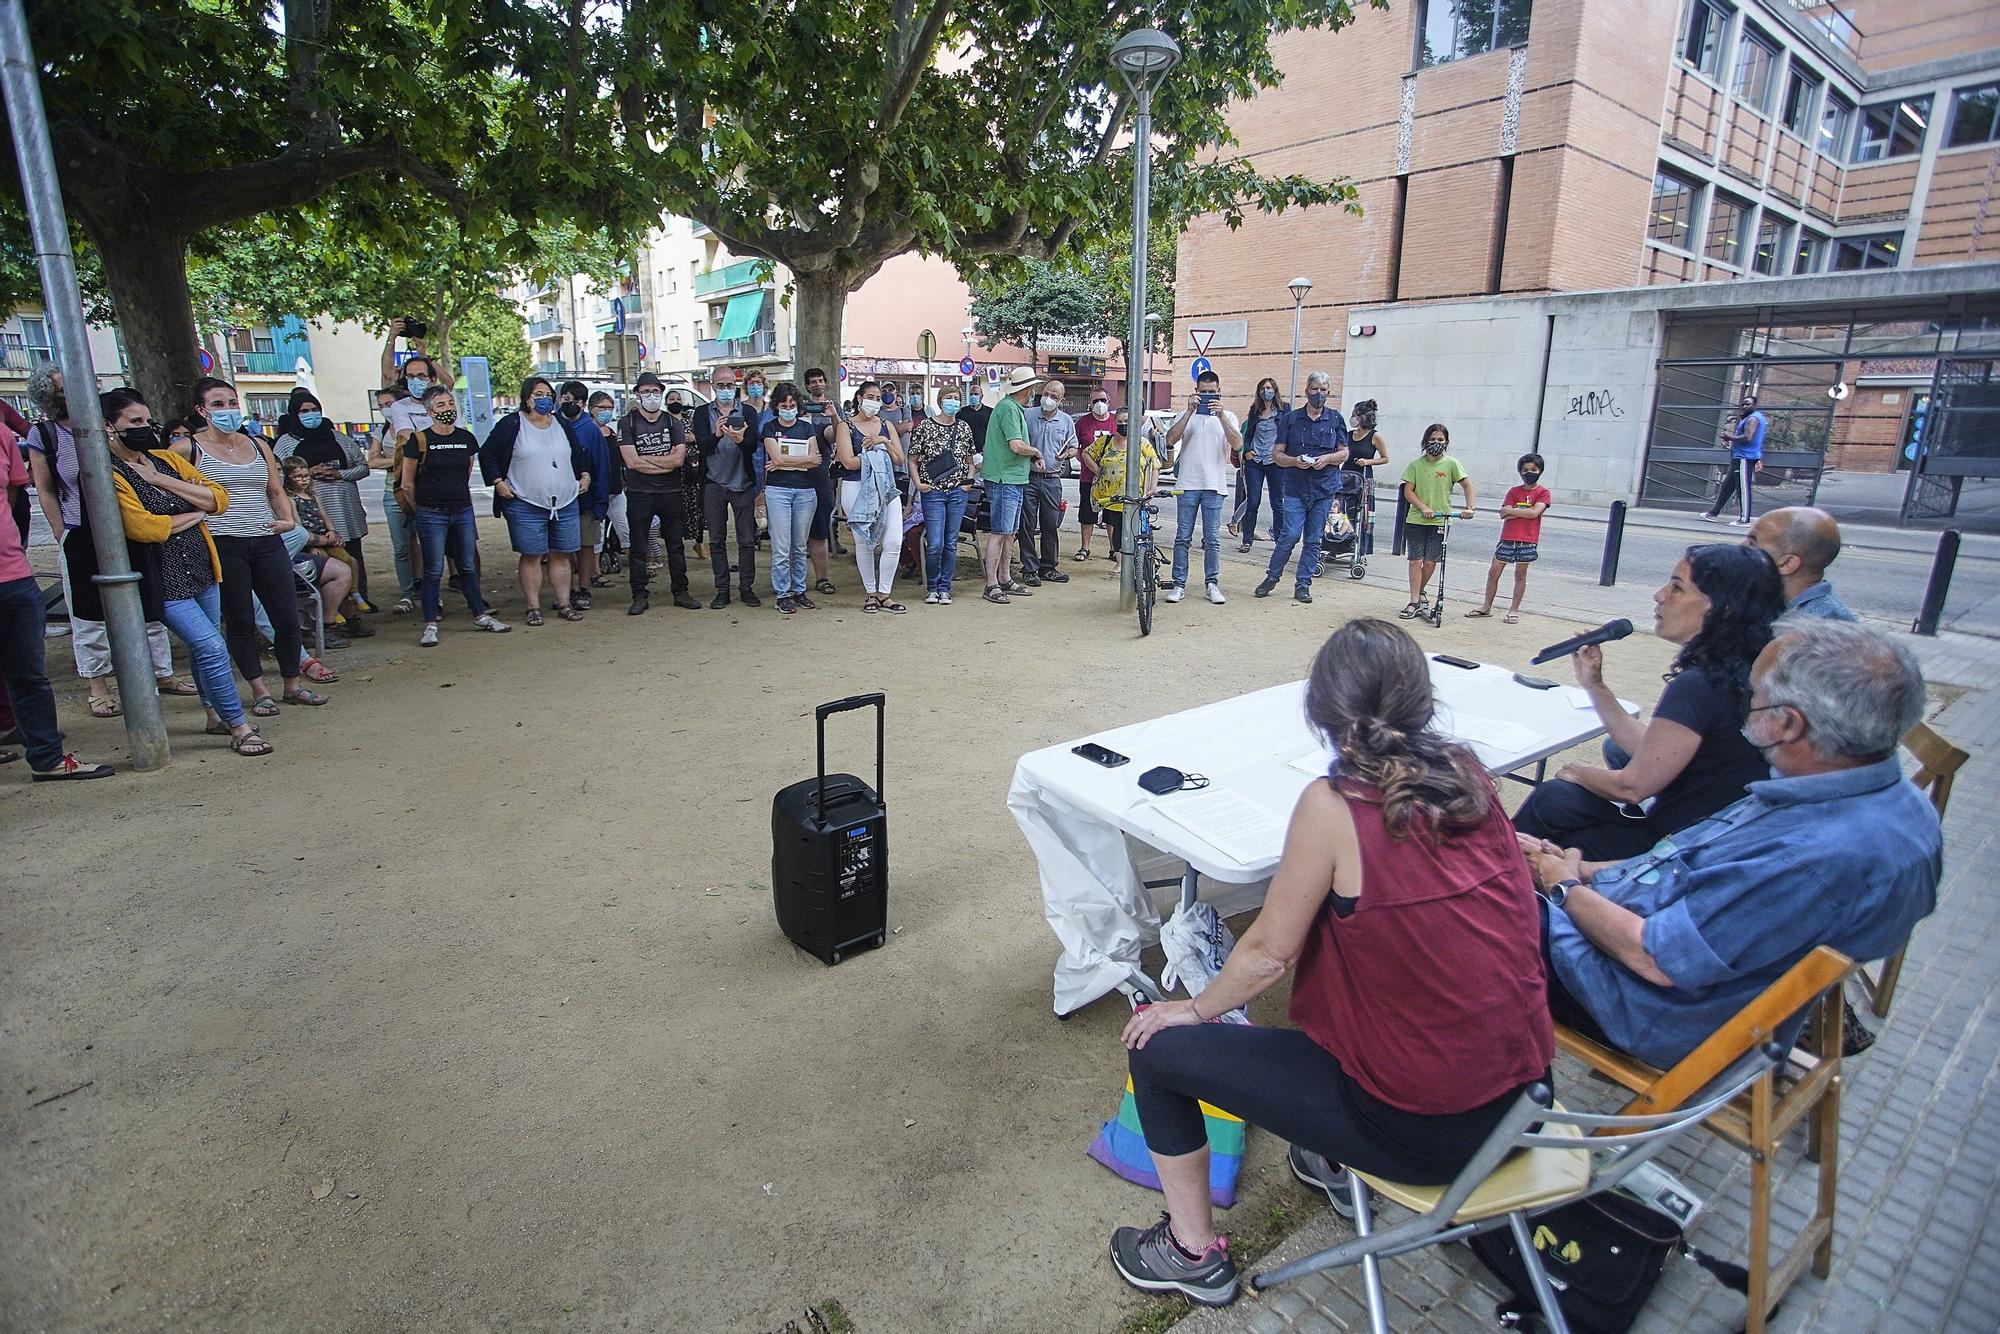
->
xmin=560 ymin=401 xmax=582 ymax=418
xmin=120 ymin=425 xmax=161 ymax=452
xmin=1520 ymin=470 xmax=1542 ymax=484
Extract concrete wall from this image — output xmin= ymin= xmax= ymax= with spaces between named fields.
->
xmin=1345 ymin=296 xmax=1663 ymax=508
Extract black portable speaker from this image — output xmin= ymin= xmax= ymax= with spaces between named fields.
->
xmin=771 ymin=693 xmax=889 ymax=965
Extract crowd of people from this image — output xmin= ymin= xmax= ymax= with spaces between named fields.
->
xmin=0 ymin=336 xmax=1873 ymax=784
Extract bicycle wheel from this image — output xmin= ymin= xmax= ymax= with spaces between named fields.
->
xmin=1136 ymin=539 xmax=1156 ymax=635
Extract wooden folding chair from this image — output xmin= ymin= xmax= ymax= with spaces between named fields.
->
xmin=1858 ymin=722 xmax=1968 ymax=1019
xmin=1554 ymin=946 xmax=1854 ymax=1334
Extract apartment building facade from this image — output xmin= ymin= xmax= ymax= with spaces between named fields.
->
xmin=1174 ymin=0 xmax=2000 ymax=510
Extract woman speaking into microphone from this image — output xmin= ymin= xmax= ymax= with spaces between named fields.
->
xmin=1512 ymin=544 xmax=1785 ymax=860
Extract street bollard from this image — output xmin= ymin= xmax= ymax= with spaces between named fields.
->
xmin=1392 ymin=490 xmax=1409 ymax=556
xmin=1912 ymin=529 xmax=1961 ymax=637
xmin=1600 ymin=500 xmax=1627 ymax=587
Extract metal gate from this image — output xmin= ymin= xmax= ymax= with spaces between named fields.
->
xmin=1639 ymin=356 xmax=1841 ymax=513
xmin=1903 ymin=355 xmax=2000 ymax=523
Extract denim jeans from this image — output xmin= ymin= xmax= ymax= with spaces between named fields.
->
xmin=0 ymin=574 xmax=65 ymax=769
xmin=415 ymin=505 xmax=489 ymax=621
xmin=765 ymin=485 xmax=816 ymax=597
xmin=921 ymin=487 xmax=971 ymax=593
xmin=1237 ymin=457 xmax=1283 ymax=541
xmin=1172 ymin=489 xmax=1226 ymax=588
xmin=381 ymin=474 xmax=417 ymax=600
xmin=1266 ymin=488 xmax=1336 ymax=588
xmin=158 ymin=582 xmax=244 ymax=727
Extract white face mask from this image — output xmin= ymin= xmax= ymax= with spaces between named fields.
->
xmin=1040 ymin=395 xmax=1060 ymax=412
xmin=1091 ymin=401 xmax=1108 ymax=416
xmin=638 ymin=393 xmax=664 ymax=413
xmin=858 ymin=398 xmax=881 ymax=417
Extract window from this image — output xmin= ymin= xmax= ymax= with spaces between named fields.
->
xmin=1947 ymin=82 xmax=2000 ymax=148
xmin=1793 ymin=229 xmax=1827 ymax=274
xmin=1706 ymin=193 xmax=1750 ymax=265
xmin=247 ymin=394 xmax=290 ymax=422
xmin=1750 ymin=214 xmax=1787 ymax=275
xmin=692 ymin=321 xmax=704 ymax=342
xmin=1682 ymin=0 xmax=1730 ymax=79
xmin=1818 ymin=92 xmax=1853 ymax=159
xmin=1733 ymin=27 xmax=1779 ymax=112
xmin=1418 ymin=0 xmax=1532 ymax=67
xmin=670 ymin=325 xmax=681 ymax=350
xmin=1832 ymin=233 xmax=1902 ymax=270
xmin=1780 ymin=66 xmax=1821 ymax=136
xmin=1853 ymin=95 xmax=1932 ymax=161
xmin=1649 ymin=169 xmax=1699 ymax=249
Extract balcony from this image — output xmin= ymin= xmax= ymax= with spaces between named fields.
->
xmin=0 ymin=345 xmax=54 ymax=372
xmin=233 ymin=351 xmax=302 ymax=375
xmin=535 ymin=359 xmax=567 ymax=377
xmin=693 ymin=259 xmax=765 ymax=298
xmin=527 ymin=314 xmax=564 ymax=339
xmin=697 ymin=328 xmax=780 ymax=363
xmin=595 ymin=292 xmax=642 ymax=327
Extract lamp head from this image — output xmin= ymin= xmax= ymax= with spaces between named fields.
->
xmin=1288 ymin=276 xmax=1314 ymax=301
xmin=1111 ymin=28 xmax=1182 ymax=91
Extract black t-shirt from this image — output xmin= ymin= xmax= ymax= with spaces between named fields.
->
xmin=760 ymin=418 xmax=822 ymax=489
xmin=1648 ymin=664 xmax=1771 ymax=836
xmin=403 ymin=427 xmax=478 ymax=508
xmin=620 ymin=409 xmax=685 ymax=493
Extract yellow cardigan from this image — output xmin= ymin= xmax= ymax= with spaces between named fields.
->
xmin=112 ymin=449 xmax=228 ymax=583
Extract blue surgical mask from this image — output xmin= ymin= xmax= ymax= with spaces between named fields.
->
xmin=298 ymin=411 xmax=325 ymax=429
xmin=746 ymin=383 xmax=765 ymax=400
xmin=1261 ymin=388 xmax=1276 ymax=401
xmin=969 ymin=389 xmax=982 ymax=403
xmin=594 ymin=407 xmax=614 ymax=423
xmin=1305 ymin=390 xmax=1326 ymax=409
xmin=777 ymin=406 xmax=799 ymax=424
xmin=208 ymin=407 xmax=244 ymax=434
xmin=530 ymin=395 xmax=556 ymax=415
xmin=406 ymin=377 xmax=430 ymax=396
xmin=939 ymin=398 xmax=961 ymax=416
xmin=715 ymin=387 xmax=737 ymax=404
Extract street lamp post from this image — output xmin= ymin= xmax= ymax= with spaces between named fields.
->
xmin=1287 ymin=275 xmax=1313 ymax=404
xmin=1111 ymin=27 xmax=1181 ymax=612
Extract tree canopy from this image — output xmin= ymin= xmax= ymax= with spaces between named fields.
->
xmin=968 ymin=264 xmax=1110 ymax=363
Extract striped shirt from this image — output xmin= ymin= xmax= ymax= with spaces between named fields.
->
xmin=195 ymin=440 xmax=279 ymax=538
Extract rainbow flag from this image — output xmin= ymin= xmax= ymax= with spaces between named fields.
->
xmin=1087 ymin=1076 xmax=1247 ymax=1208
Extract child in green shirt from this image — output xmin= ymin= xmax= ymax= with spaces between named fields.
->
xmin=1399 ymin=423 xmax=1475 ymax=620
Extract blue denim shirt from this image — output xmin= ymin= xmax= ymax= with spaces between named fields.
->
xmin=1790 ymin=580 xmax=1857 ymax=622
xmin=1280 ymin=405 xmax=1349 ymax=499
xmin=1548 ymin=755 xmax=1939 ymax=1068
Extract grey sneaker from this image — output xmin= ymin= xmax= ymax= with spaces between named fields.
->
xmin=1288 ymin=1143 xmax=1356 ymax=1220
xmin=1109 ymin=1213 xmax=1238 ymax=1307
xmin=418 ymin=623 xmax=439 ymax=648
xmin=1164 ymin=584 xmax=1186 ymax=603
xmin=473 ymin=612 xmax=511 ymax=633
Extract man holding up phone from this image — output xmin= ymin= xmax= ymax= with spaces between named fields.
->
xmin=1164 ymin=370 xmax=1240 ymax=605
xmin=1257 ymin=369 xmax=1349 ymax=604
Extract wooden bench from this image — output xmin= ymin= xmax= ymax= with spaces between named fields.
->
xmin=1554 ymin=945 xmax=1855 ymax=1334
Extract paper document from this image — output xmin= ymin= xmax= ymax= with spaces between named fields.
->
xmin=1563 ymin=687 xmax=1594 ymax=710
xmin=1441 ymin=713 xmax=1544 ymax=758
xmin=1288 ymin=748 xmax=1335 ymax=778
xmin=1149 ymin=787 xmax=1288 ymax=865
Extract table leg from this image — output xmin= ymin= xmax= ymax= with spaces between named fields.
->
xmin=1119 ymin=867 xmax=1202 ymax=1007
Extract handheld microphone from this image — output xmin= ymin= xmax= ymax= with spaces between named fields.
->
xmin=1531 ymin=618 xmax=1634 ymax=666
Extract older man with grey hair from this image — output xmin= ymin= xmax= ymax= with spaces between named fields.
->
xmin=1524 ymin=614 xmax=1940 ymax=1068
xmin=1256 ymin=369 xmax=1348 ymax=603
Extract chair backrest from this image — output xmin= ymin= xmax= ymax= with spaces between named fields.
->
xmin=1902 ymin=722 xmax=1969 ymax=820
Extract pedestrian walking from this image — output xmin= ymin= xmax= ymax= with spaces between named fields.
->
xmin=1703 ymin=391 xmax=1765 ymax=526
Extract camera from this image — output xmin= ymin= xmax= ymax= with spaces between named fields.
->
xmin=402 ymin=317 xmax=428 ymax=340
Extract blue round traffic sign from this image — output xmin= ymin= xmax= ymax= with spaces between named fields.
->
xmin=636 ymin=340 xmax=648 ymax=360
xmin=1189 ymin=356 xmax=1212 ymax=382
xmin=959 ymin=357 xmax=975 ymax=376
xmin=197 ymin=348 xmax=214 ymax=374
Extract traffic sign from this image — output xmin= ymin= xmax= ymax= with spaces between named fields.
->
xmin=1188 ymin=327 xmax=1215 ymax=356
xmin=837 ymin=366 xmax=848 ymax=381
xmin=959 ymin=356 xmax=975 ymax=376
xmin=197 ymin=348 xmax=214 ymax=373
xmin=1189 ymin=356 xmax=1212 ymax=382
xmin=636 ymin=340 xmax=648 ymax=360
xmin=611 ymin=297 xmax=626 ymax=334
xmin=987 ymin=366 xmax=1002 ymax=384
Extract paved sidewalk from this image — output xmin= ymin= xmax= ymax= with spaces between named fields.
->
xmin=1175 ymin=617 xmax=2000 ymax=1332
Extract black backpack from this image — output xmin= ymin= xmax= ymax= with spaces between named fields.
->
xmin=1466 ymin=1191 xmax=1751 ymax=1334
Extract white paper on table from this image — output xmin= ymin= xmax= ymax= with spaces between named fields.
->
xmin=1562 ymin=687 xmax=1641 ymax=717
xmin=1435 ymin=709 xmax=1543 ymax=757
xmin=1147 ymin=787 xmax=1289 ymax=865
xmin=1288 ymin=747 xmax=1335 ymax=777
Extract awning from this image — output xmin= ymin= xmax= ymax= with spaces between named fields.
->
xmin=717 ymin=290 xmax=766 ymax=341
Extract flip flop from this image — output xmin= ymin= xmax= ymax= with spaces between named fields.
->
xmin=300 ymin=656 xmax=339 ymax=684
xmin=87 ymin=696 xmax=122 ymax=718
xmin=1464 ymin=608 xmax=1492 ymax=618
xmin=1504 ymin=611 xmax=1520 ymax=624
xmin=155 ymin=676 xmax=200 ymax=696
xmin=251 ymin=696 xmax=281 ymax=717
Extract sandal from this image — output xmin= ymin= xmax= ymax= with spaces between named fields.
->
xmin=814 ymin=578 xmax=837 ymax=595
xmin=283 ymin=687 xmax=328 ymax=706
xmin=1503 ymin=611 xmax=1520 ymax=624
xmin=156 ymin=676 xmax=199 ymax=696
xmin=983 ymin=585 xmax=1011 ymax=604
xmin=589 ymin=575 xmax=611 ymax=587
xmin=880 ymin=599 xmax=907 ymax=615
xmin=862 ymin=595 xmax=881 ymax=614
xmin=556 ymin=604 xmax=586 ymax=622
xmin=251 ymin=695 xmax=281 ymax=718
xmin=229 ymin=730 xmax=274 ymax=757
xmin=525 ymin=609 xmax=545 ymax=627
xmin=1072 ymin=550 xmax=1091 ymax=561
xmin=87 ymin=695 xmax=122 ymax=718
xmin=1398 ymin=602 xmax=1424 ymax=620
xmin=205 ymin=721 xmax=232 ymax=736
xmin=1464 ymin=608 xmax=1492 ymax=618
xmin=301 ymin=656 xmax=339 ymax=684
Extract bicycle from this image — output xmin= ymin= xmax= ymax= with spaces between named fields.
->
xmin=1132 ymin=498 xmax=1168 ymax=637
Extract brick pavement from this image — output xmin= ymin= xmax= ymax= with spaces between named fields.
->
xmin=1173 ymin=574 xmax=2000 ymax=1333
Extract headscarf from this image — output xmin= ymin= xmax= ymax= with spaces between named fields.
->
xmin=281 ymin=386 xmax=345 ymax=467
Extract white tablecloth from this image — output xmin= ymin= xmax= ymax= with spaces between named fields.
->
xmin=1009 ymin=660 xmax=1631 ymax=1014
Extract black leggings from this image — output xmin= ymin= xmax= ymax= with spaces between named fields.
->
xmin=1129 ymin=1024 xmax=1535 ymax=1186
xmin=1511 ymin=777 xmax=1664 ymax=862
xmin=213 ymin=533 xmax=303 ymax=683
xmin=345 ymin=539 xmax=369 ymax=603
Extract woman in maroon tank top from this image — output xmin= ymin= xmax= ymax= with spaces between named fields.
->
xmin=1109 ymin=618 xmax=1555 ymax=1309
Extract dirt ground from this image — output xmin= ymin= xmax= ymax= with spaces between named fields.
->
xmin=1 ymin=524 xmax=1681 ymax=1333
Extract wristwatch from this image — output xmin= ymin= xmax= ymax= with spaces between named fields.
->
xmin=1545 ymin=878 xmax=1583 ymax=910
